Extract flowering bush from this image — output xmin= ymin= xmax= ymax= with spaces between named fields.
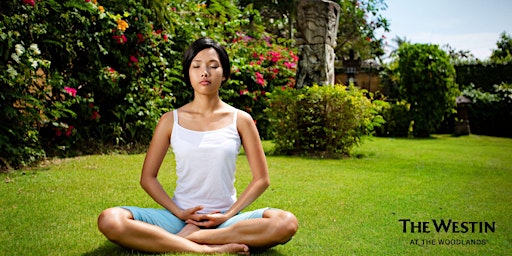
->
xmin=224 ymin=35 xmax=298 ymax=139
xmin=0 ymin=0 xmax=299 ymax=168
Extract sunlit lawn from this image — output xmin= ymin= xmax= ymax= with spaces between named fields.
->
xmin=1 ymin=134 xmax=511 ymax=255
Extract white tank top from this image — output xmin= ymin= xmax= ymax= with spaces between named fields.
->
xmin=170 ymin=109 xmax=241 ymax=213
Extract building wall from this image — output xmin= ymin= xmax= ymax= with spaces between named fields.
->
xmin=335 ymin=72 xmax=381 ymax=92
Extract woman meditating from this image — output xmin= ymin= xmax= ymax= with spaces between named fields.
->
xmin=97 ymin=37 xmax=298 ymax=254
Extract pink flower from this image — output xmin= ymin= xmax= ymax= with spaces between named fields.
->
xmin=64 ymin=87 xmax=77 ymax=97
xmin=129 ymin=55 xmax=138 ymax=63
xmin=85 ymin=0 xmax=91 ymax=2
xmin=269 ymin=51 xmax=281 ymax=62
xmin=163 ymin=34 xmax=168 ymax=42
xmin=255 ymin=72 xmax=265 ymax=86
xmin=284 ymin=61 xmax=296 ymax=69
xmin=286 ymin=77 xmax=296 ymax=88
xmin=23 ymin=0 xmax=35 ymax=6
xmin=91 ymin=111 xmax=101 ymax=120
xmin=112 ymin=34 xmax=127 ymax=44
xmin=288 ymin=51 xmax=299 ymax=62
xmin=65 ymin=126 xmax=74 ymax=137
xmin=136 ymin=33 xmax=144 ymax=44
xmin=239 ymin=89 xmax=249 ymax=95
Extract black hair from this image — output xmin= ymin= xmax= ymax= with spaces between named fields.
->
xmin=182 ymin=37 xmax=231 ymax=87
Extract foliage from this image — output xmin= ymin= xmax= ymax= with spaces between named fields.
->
xmin=397 ymin=43 xmax=459 ymax=137
xmin=378 ymin=58 xmax=400 ymax=99
xmin=0 ymin=0 xmax=94 ymax=167
xmin=0 ymin=0 xmax=298 ymax=169
xmin=490 ymin=31 xmax=512 ymax=63
xmin=334 ymin=0 xmax=390 ymax=61
xmin=266 ymin=84 xmax=385 ymax=157
xmin=375 ymin=100 xmax=413 ymax=137
xmin=237 ymin=0 xmax=390 ymax=62
xmin=226 ymin=36 xmax=298 ymax=139
xmin=236 ymin=0 xmax=296 ymax=39
xmin=461 ymin=83 xmax=512 ymax=137
xmin=441 ymin=43 xmax=478 ymax=64
xmin=455 ymin=62 xmax=512 ymax=92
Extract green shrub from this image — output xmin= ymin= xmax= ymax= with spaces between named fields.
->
xmin=462 ymin=82 xmax=512 ymax=137
xmin=0 ymin=0 xmax=298 ymax=169
xmin=0 ymin=1 xmax=86 ymax=167
xmin=397 ymin=43 xmax=459 ymax=137
xmin=225 ymin=36 xmax=297 ymax=139
xmin=455 ymin=62 xmax=512 ymax=92
xmin=266 ymin=84 xmax=384 ymax=158
xmin=375 ymin=100 xmax=413 ymax=137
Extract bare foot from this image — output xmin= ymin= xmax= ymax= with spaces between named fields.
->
xmin=177 ymin=223 xmax=200 ymax=238
xmin=204 ymin=243 xmax=249 ymax=254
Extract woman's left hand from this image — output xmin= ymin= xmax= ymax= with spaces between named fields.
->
xmin=185 ymin=211 xmax=229 ymax=228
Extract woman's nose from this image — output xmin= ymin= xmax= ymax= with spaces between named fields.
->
xmin=201 ymin=69 xmax=208 ymax=78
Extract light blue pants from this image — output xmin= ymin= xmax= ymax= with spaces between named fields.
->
xmin=121 ymin=206 xmax=268 ymax=234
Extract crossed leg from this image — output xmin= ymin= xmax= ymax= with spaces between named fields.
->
xmin=97 ymin=207 xmax=298 ymax=254
xmin=184 ymin=209 xmax=298 ymax=249
xmin=97 ymin=207 xmax=248 ymax=254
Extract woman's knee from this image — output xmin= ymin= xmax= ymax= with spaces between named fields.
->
xmin=97 ymin=207 xmax=131 ymax=241
xmin=265 ymin=210 xmax=298 ymax=243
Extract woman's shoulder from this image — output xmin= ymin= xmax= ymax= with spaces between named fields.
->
xmin=234 ymin=108 xmax=256 ymax=131
xmin=161 ymin=110 xmax=175 ymax=120
xmin=157 ymin=110 xmax=175 ymax=128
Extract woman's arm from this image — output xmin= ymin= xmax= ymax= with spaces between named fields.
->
xmin=139 ymin=112 xmax=179 ymax=211
xmin=226 ymin=110 xmax=270 ymax=216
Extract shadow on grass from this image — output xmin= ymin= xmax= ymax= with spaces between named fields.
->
xmin=83 ymin=241 xmax=285 ymax=256
xmin=83 ymin=241 xmax=141 ymax=256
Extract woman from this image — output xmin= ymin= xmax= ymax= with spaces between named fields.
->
xmin=97 ymin=37 xmax=298 ymax=254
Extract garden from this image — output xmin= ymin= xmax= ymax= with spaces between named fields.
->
xmin=1 ymin=0 xmax=512 ymax=255
xmin=1 ymin=135 xmax=511 ymax=255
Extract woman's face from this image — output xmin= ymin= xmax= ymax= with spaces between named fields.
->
xmin=189 ymin=48 xmax=225 ymax=96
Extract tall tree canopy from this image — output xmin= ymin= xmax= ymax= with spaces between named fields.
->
xmin=491 ymin=32 xmax=512 ymax=63
xmin=397 ymin=43 xmax=459 ymax=137
xmin=236 ymin=0 xmax=390 ymax=62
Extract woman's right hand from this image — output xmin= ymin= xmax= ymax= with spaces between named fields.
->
xmin=179 ymin=205 xmax=207 ymax=221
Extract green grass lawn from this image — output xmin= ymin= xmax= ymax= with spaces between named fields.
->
xmin=1 ymin=135 xmax=511 ymax=255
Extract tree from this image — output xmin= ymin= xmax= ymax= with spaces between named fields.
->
xmin=397 ymin=43 xmax=459 ymax=137
xmin=441 ymin=44 xmax=476 ymax=64
xmin=387 ymin=35 xmax=409 ymax=57
xmin=490 ymin=31 xmax=512 ymax=63
xmin=334 ymin=0 xmax=390 ymax=62
xmin=237 ymin=0 xmax=390 ymax=62
xmin=236 ymin=0 xmax=296 ymax=39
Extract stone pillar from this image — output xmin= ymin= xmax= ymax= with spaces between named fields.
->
xmin=454 ymin=96 xmax=472 ymax=136
xmin=295 ymin=0 xmax=340 ymax=88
